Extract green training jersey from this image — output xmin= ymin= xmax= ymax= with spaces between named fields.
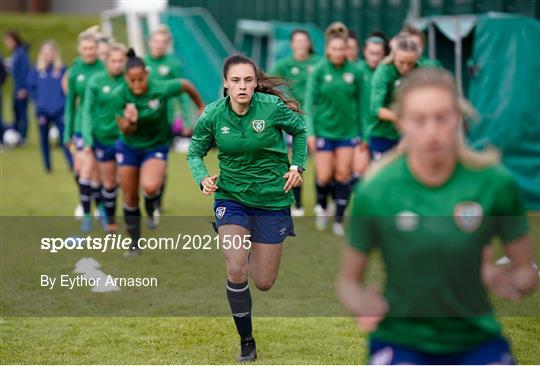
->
xmin=144 ymin=54 xmax=193 ymax=131
xmin=304 ymin=59 xmax=362 ymax=139
xmin=369 ymin=62 xmax=414 ymax=141
xmin=270 ymin=54 xmax=322 ymax=107
xmin=356 ymin=60 xmax=376 ymax=140
xmin=112 ymin=79 xmax=183 ymax=150
xmin=187 ymin=92 xmax=307 ymax=210
xmin=63 ymin=57 xmax=104 ymax=142
xmin=348 ymin=155 xmax=528 ymax=354
xmin=81 ymin=71 xmax=124 ymax=147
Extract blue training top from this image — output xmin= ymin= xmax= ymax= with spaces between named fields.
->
xmin=27 ymin=64 xmax=67 ymax=115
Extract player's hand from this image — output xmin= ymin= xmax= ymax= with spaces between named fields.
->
xmin=308 ymin=136 xmax=316 ymax=154
xmin=283 ymin=169 xmax=303 ymax=193
xmin=482 ymin=246 xmax=523 ymax=300
xmin=124 ymin=103 xmax=138 ymax=123
xmin=201 ymin=175 xmax=218 ymax=195
xmin=355 ymin=285 xmax=388 ymax=332
xmin=16 ymin=89 xmax=28 ymax=100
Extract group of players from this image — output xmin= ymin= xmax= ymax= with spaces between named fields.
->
xmin=30 ymin=20 xmax=537 ymax=364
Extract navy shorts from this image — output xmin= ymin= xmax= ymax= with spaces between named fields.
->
xmin=72 ymin=133 xmax=85 ymax=152
xmin=213 ymin=199 xmax=295 ymax=244
xmin=369 ymin=136 xmax=399 ymax=161
xmin=369 ymin=337 xmax=514 ymax=365
xmin=93 ymin=141 xmax=116 ymax=162
xmin=114 ymin=140 xmax=169 ymax=167
xmin=316 ymin=137 xmax=357 ymax=152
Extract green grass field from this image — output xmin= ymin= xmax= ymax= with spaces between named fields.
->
xmin=1 ymin=12 xmax=539 ymax=365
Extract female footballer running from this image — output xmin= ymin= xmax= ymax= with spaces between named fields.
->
xmin=338 ymin=68 xmax=538 ymax=364
xmin=63 ymin=28 xmax=105 ymax=231
xmin=113 ymin=49 xmax=204 ymax=255
xmin=187 ymin=54 xmax=307 ymax=362
xmin=368 ymin=33 xmax=419 ymax=160
xmin=270 ymin=29 xmax=321 ymax=216
xmin=81 ymin=42 xmax=127 ymax=232
xmin=304 ymin=22 xmax=362 ymax=236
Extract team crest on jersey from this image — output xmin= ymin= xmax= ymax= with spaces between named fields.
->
xmin=454 ymin=202 xmax=483 ymax=232
xmin=324 ymin=74 xmax=333 ymax=82
xmin=77 ymin=74 xmax=85 ymax=82
xmin=216 ymin=207 xmax=226 ymax=219
xmin=148 ymin=99 xmax=160 ymax=110
xmin=395 ymin=210 xmax=419 ymax=231
xmin=252 ymin=120 xmax=265 ymax=133
xmin=102 ymin=85 xmax=111 ymax=94
xmin=158 ymin=65 xmax=170 ymax=76
xmin=307 ymin=65 xmax=314 ymax=73
xmin=394 ymin=79 xmax=402 ymax=88
xmin=343 ymin=72 xmax=355 ymax=84
xmin=221 ymin=126 xmax=230 ymax=134
xmin=39 ymin=70 xmax=48 ymax=79
xmin=291 ymin=66 xmax=300 ymax=75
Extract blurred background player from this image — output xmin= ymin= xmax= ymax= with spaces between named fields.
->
xmin=144 ymin=25 xmax=193 ymax=212
xmin=187 ymin=54 xmax=307 ymax=362
xmin=27 ymin=40 xmax=72 ymax=172
xmin=401 ymin=24 xmax=442 ymax=68
xmin=368 ymin=33 xmax=419 ymax=160
xmin=304 ymin=22 xmax=361 ymax=236
xmin=270 ymin=28 xmax=321 ymax=216
xmin=63 ymin=28 xmax=106 ymax=231
xmin=81 ymin=42 xmax=128 ymax=233
xmin=3 ymin=30 xmax=30 ymax=146
xmin=114 ymin=49 xmax=204 ymax=255
xmin=339 ymin=68 xmax=538 ymax=365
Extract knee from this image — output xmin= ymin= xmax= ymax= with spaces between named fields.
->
xmin=123 ymin=193 xmax=138 ymax=207
xmin=141 ymin=183 xmax=160 ymax=197
xmin=253 ymin=277 xmax=275 ymax=292
xmin=226 ymin=263 xmax=249 ymax=283
xmin=335 ymin=169 xmax=351 ymax=183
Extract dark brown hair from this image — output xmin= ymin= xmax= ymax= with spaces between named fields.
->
xmin=290 ymin=29 xmax=315 ymax=54
xmin=222 ymin=54 xmax=300 ymax=113
xmin=5 ymin=30 xmax=28 ymax=49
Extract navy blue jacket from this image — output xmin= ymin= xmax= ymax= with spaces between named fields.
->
xmin=10 ymin=45 xmax=30 ymax=93
xmin=28 ymin=64 xmax=67 ymax=115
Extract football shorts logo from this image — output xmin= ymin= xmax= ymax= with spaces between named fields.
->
xmin=158 ymin=65 xmax=170 ymax=75
xmin=115 ymin=153 xmax=124 ymax=164
xmin=155 ymin=152 xmax=164 ymax=159
xmin=221 ymin=126 xmax=230 ymax=134
xmin=102 ymin=85 xmax=111 ymax=94
xmin=343 ymin=72 xmax=355 ymax=84
xmin=148 ymin=99 xmax=160 ymax=110
xmin=454 ymin=201 xmax=483 ymax=232
xmin=370 ymin=346 xmax=394 ymax=365
xmin=252 ymin=120 xmax=265 ymax=133
xmin=95 ymin=149 xmax=104 ymax=159
xmin=395 ymin=210 xmax=419 ymax=231
xmin=216 ymin=207 xmax=226 ymax=219
xmin=77 ymin=74 xmax=85 ymax=82
xmin=291 ymin=66 xmax=300 ymax=75
xmin=324 ymin=74 xmax=333 ymax=82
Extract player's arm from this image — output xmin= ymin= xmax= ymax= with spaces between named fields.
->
xmin=370 ymin=66 xmax=397 ymax=124
xmin=179 ymin=79 xmax=205 ymax=114
xmin=187 ymin=110 xmax=216 ymax=194
xmin=80 ymin=79 xmax=96 ymax=148
xmin=303 ymin=66 xmax=320 ymax=152
xmin=63 ymin=70 xmax=76 ymax=146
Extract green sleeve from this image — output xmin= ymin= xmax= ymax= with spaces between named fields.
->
xmin=355 ymin=66 xmax=364 ymax=138
xmin=347 ymin=183 xmax=378 ymax=253
xmin=493 ymin=170 xmax=529 ymax=243
xmin=303 ymin=66 xmax=320 ymax=137
xmin=273 ymin=100 xmax=307 ymax=169
xmin=187 ymin=109 xmax=215 ymax=186
xmin=370 ymin=65 xmax=390 ymax=119
xmin=171 ymin=61 xmax=194 ymax=127
xmin=111 ymin=90 xmax=125 ymax=121
xmin=81 ymin=77 xmax=96 ymax=147
xmin=63 ymin=70 xmax=76 ymax=142
xmin=163 ymin=79 xmax=184 ymax=99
